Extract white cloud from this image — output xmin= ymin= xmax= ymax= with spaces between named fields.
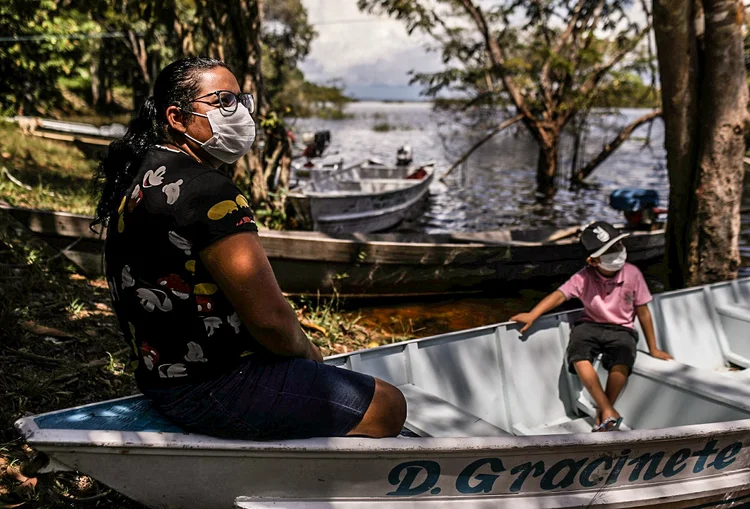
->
xmin=300 ymin=0 xmax=443 ymax=98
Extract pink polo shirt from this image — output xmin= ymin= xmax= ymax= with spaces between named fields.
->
xmin=557 ymin=262 xmax=652 ymax=329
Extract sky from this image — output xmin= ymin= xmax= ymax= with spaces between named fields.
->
xmin=299 ymin=0 xmax=650 ymax=102
xmin=300 ymin=0 xmax=443 ymax=101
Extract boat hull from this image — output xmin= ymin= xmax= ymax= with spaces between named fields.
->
xmin=287 ymin=165 xmax=435 ymax=234
xmin=14 ymin=405 xmax=750 ymax=509
xmin=0 ymin=204 xmax=665 ymax=297
xmin=14 ymin=278 xmax=750 ymax=508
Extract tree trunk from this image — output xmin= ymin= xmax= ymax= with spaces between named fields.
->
xmin=536 ymin=137 xmax=559 ymax=197
xmin=692 ymin=0 xmax=747 ymax=284
xmin=654 ymin=0 xmax=747 ymax=288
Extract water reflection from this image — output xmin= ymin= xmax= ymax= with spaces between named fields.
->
xmin=295 ymin=102 xmax=749 ymax=333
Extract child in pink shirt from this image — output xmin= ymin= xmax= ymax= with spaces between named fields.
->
xmin=511 ymin=221 xmax=672 ymax=432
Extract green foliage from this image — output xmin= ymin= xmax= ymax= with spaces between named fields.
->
xmin=0 ymin=0 xmax=95 ymax=115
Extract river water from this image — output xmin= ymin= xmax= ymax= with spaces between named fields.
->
xmin=295 ymin=101 xmax=750 ymax=337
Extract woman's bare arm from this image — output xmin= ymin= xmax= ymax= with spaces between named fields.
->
xmin=200 ymin=231 xmax=322 ymax=361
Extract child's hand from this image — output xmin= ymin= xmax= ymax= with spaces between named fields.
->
xmin=649 ymin=348 xmax=673 ymax=361
xmin=510 ymin=313 xmax=535 ymax=333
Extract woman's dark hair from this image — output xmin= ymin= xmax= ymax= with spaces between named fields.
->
xmin=91 ymin=56 xmax=227 ymax=228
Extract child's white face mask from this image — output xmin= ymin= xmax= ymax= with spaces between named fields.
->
xmin=598 ymin=246 xmax=627 ymax=272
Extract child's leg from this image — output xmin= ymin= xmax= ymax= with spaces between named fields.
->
xmin=605 ymin=364 xmax=629 ymax=405
xmin=573 ymin=360 xmax=620 ymax=425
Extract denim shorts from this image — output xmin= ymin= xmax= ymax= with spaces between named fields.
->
xmin=142 ymin=355 xmax=376 ymax=440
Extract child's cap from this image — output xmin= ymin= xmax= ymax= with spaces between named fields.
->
xmin=581 ymin=221 xmax=630 ymax=258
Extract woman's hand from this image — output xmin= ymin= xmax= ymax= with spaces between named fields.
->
xmin=309 ymin=343 xmax=324 ymax=363
xmin=510 ymin=312 xmax=536 ymax=333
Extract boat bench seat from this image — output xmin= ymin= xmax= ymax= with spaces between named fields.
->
xmin=398 ymin=384 xmax=512 ymax=438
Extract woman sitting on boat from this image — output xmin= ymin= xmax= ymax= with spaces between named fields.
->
xmin=511 ymin=221 xmax=673 ymax=432
xmin=91 ymin=56 xmax=406 ymax=440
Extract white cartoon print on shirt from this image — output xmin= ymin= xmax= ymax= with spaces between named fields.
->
xmin=141 ymin=341 xmax=159 ymax=370
xmin=157 ymin=274 xmax=190 ymax=299
xmin=136 ymin=288 xmax=173 ymax=312
xmin=168 ymin=231 xmax=192 ymax=255
xmin=185 ymin=341 xmax=208 ymax=363
xmin=128 ymin=184 xmax=143 ymax=212
xmin=121 ymin=265 xmax=135 ymax=288
xmin=158 ymin=363 xmax=187 ymax=378
xmin=143 ymin=166 xmax=166 ymax=188
xmin=228 ymin=312 xmax=241 ymax=333
xmin=203 ymin=316 xmax=222 ymax=336
xmin=163 ymin=179 xmax=184 ymax=205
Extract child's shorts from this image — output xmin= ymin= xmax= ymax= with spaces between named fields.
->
xmin=566 ymin=322 xmax=638 ymax=374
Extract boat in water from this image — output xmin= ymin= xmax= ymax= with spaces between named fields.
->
xmin=15 ymin=278 xmax=750 ymax=508
xmin=0 ymin=202 xmax=665 ymax=297
xmin=0 ymin=202 xmax=665 ymax=296
xmin=287 ymin=158 xmax=436 ymax=234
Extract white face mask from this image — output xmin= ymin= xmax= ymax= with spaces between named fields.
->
xmin=184 ymin=103 xmax=256 ymax=164
xmin=598 ymin=246 xmax=627 ymax=272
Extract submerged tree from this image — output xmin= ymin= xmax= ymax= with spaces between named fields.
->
xmin=654 ymin=0 xmax=748 ymax=287
xmin=358 ymin=0 xmax=660 ymax=196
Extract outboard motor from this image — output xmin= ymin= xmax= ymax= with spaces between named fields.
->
xmin=396 ymin=145 xmax=413 ymax=166
xmin=301 ymin=130 xmax=331 ymax=158
xmin=609 ymin=188 xmax=665 ymax=229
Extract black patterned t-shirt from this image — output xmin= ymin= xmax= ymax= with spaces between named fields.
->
xmin=105 ymin=146 xmax=262 ymax=389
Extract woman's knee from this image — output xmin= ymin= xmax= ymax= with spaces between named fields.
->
xmin=349 ymin=378 xmax=406 ymax=437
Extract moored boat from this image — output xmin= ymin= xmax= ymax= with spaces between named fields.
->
xmin=0 ymin=203 xmax=665 ymax=297
xmin=14 ymin=278 xmax=750 ymax=508
xmin=287 ymin=160 xmax=436 ymax=234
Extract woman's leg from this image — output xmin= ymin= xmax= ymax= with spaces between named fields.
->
xmin=346 ymin=378 xmax=406 ymax=437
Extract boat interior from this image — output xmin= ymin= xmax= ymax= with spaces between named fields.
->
xmin=326 ymin=278 xmax=750 ymax=438
xmin=21 ymin=279 xmax=750 ymax=441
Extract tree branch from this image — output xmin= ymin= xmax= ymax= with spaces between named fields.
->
xmin=577 ymin=23 xmax=653 ymax=98
xmin=574 ymin=110 xmax=661 ymax=182
xmin=540 ymin=0 xmax=587 ymax=102
xmin=440 ymin=114 xmax=524 ymax=182
xmin=456 ymin=0 xmax=539 ymax=138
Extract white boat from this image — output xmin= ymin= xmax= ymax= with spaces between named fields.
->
xmin=14 ymin=278 xmax=750 ymax=508
xmin=287 ymin=160 xmax=435 ymax=233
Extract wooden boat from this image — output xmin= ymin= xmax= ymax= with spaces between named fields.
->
xmin=287 ymin=161 xmax=436 ymax=233
xmin=0 ymin=203 xmax=665 ymax=297
xmin=9 ymin=116 xmax=124 ymax=158
xmin=15 ymin=279 xmax=750 ymax=508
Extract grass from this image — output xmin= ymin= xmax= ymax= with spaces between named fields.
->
xmin=0 ymin=209 xmax=142 ymax=508
xmin=0 ymin=121 xmax=97 ymax=214
xmin=372 ymin=122 xmax=413 ymax=132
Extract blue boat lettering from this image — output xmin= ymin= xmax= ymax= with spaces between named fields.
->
xmin=509 ymin=461 xmax=545 ymax=492
xmin=386 ymin=460 xmax=441 ymax=496
xmin=539 ymin=457 xmax=589 ymax=490
xmin=455 ymin=458 xmax=505 ymax=494
xmin=386 ymin=440 xmax=743 ymax=496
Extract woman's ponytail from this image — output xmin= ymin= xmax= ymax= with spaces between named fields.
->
xmin=91 ymin=96 xmax=160 ymax=229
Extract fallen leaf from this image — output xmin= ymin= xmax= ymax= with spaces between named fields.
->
xmin=94 ymin=303 xmax=110 ymax=311
xmin=21 ymin=320 xmax=73 ymax=338
xmin=367 ymin=341 xmax=380 ymax=349
xmin=69 ymin=274 xmax=86 ymax=281
xmin=299 ymin=318 xmax=327 ymax=336
xmin=332 ymin=343 xmax=351 ymax=354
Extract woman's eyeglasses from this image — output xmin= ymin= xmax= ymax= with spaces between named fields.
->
xmin=188 ymin=90 xmax=255 ymax=114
